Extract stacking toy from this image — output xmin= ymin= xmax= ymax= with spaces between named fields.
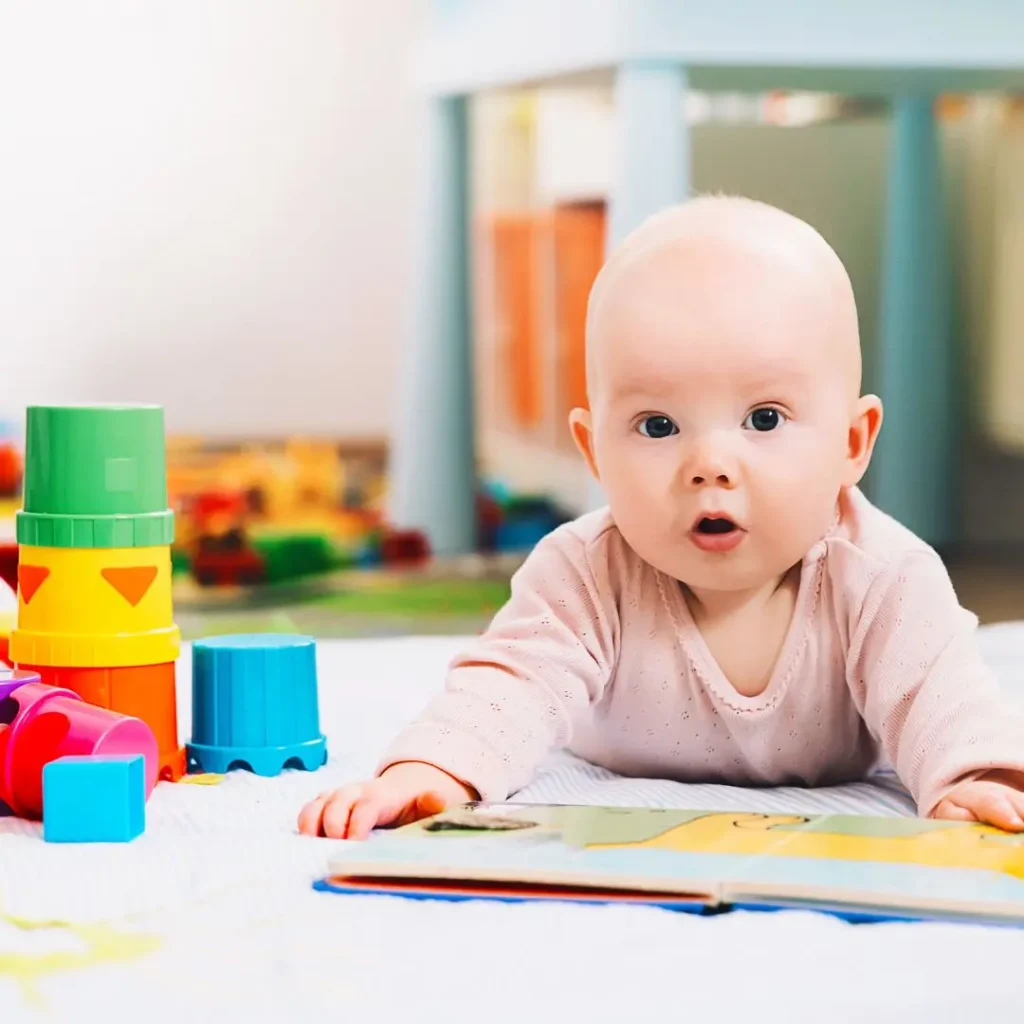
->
xmin=10 ymin=404 xmax=185 ymax=779
xmin=0 ymin=669 xmax=158 ymax=819
xmin=186 ymin=633 xmax=327 ymax=776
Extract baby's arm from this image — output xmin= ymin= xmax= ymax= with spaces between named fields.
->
xmin=848 ymin=550 xmax=1024 ymax=828
xmin=298 ymin=524 xmax=618 ymax=837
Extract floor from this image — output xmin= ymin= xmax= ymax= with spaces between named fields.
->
xmin=947 ymin=554 xmax=1024 ymax=625
xmin=173 ymin=556 xmax=519 ymax=640
xmin=173 ymin=552 xmax=1024 ymax=640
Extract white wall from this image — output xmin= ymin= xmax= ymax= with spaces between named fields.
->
xmin=0 ymin=0 xmax=425 ymax=437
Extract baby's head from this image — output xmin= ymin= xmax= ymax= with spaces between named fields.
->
xmin=570 ymin=196 xmax=882 ymax=593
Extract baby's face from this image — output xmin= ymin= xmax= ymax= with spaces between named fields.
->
xmin=578 ymin=223 xmax=872 ymax=593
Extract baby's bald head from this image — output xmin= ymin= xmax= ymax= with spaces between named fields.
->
xmin=584 ymin=196 xmax=862 ymax=408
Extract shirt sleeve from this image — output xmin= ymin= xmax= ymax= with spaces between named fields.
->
xmin=847 ymin=549 xmax=1024 ymax=816
xmin=375 ymin=525 xmax=619 ymax=802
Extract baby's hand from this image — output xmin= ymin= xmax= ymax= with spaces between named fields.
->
xmin=931 ymin=770 xmax=1024 ymax=832
xmin=296 ymin=761 xmax=476 ymax=839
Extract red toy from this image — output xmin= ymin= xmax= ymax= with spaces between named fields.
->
xmin=0 ymin=542 xmax=18 ymax=594
xmin=0 ymin=442 xmax=22 ymax=498
xmin=380 ymin=528 xmax=431 ymax=566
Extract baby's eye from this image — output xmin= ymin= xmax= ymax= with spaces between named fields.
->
xmin=743 ymin=407 xmax=785 ymax=432
xmin=637 ymin=415 xmax=679 ymax=439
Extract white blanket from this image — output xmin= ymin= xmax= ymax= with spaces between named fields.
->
xmin=5 ymin=626 xmax=1024 ymax=1022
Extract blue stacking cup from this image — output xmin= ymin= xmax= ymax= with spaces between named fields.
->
xmin=186 ymin=633 xmax=328 ymax=776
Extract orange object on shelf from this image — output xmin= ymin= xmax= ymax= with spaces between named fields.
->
xmin=489 ymin=213 xmax=545 ymax=429
xmin=21 ymin=661 xmax=184 ymax=781
xmin=553 ymin=201 xmax=606 ymax=424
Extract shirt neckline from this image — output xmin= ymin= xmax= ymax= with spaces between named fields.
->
xmin=655 ymin=503 xmax=836 ymax=718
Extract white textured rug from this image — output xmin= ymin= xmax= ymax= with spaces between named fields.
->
xmin=3 ymin=626 xmax=1024 ymax=1022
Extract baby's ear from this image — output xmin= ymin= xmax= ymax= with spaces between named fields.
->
xmin=843 ymin=394 xmax=883 ymax=485
xmin=569 ymin=408 xmax=600 ymax=480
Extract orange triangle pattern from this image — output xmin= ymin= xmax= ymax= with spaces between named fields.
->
xmin=18 ymin=565 xmax=50 ymax=605
xmin=101 ymin=566 xmax=158 ymax=607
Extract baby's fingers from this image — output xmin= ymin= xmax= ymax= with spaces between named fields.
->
xmin=321 ymin=785 xmax=371 ymax=838
xmin=931 ymin=797 xmax=977 ymax=824
xmin=297 ymin=791 xmax=332 ymax=836
xmin=350 ymin=789 xmax=450 ymax=838
xmin=972 ymin=786 xmax=1024 ymax=831
xmin=347 ymin=795 xmax=389 ymax=840
xmin=1006 ymin=788 xmax=1024 ymax=831
xmin=392 ymin=790 xmax=451 ymax=829
xmin=944 ymin=784 xmax=1024 ymax=832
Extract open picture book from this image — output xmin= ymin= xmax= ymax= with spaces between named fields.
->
xmin=314 ymin=803 xmax=1024 ymax=926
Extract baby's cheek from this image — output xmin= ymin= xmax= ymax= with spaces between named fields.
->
xmin=610 ymin=480 xmax=663 ymax=529
xmin=764 ymin=433 xmax=840 ymax=488
xmin=614 ymin=470 xmax=677 ymax=528
xmin=603 ymin=443 xmax=657 ymax=487
xmin=763 ymin=470 xmax=838 ymax=549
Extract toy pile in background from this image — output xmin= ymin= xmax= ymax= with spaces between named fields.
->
xmin=166 ymin=436 xmax=388 ymax=586
xmin=0 ymin=404 xmax=327 ymax=843
xmin=164 ymin=436 xmax=570 ymax=589
xmin=0 ymin=417 xmax=573 ymax=644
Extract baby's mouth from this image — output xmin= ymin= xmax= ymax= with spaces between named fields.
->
xmin=689 ymin=514 xmax=746 ymax=552
xmin=695 ymin=516 xmax=737 ymax=535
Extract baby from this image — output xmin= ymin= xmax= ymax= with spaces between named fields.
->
xmin=299 ymin=195 xmax=1024 ymax=840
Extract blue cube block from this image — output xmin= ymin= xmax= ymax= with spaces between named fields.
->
xmin=42 ymin=754 xmax=146 ymax=843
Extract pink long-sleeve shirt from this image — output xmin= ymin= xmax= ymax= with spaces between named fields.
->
xmin=379 ymin=487 xmax=1024 ymax=815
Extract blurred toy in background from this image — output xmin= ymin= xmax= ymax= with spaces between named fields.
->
xmin=0 ymin=417 xmax=23 ymax=500
xmin=477 ymin=480 xmax=570 ymax=554
xmin=476 ymin=489 xmax=505 ymax=552
xmin=167 ymin=437 xmax=387 ymax=588
xmin=166 ymin=436 xmax=575 ymax=592
xmin=180 ymin=489 xmax=261 ymax=586
xmin=0 ymin=542 xmax=17 ymax=594
xmin=0 ymin=441 xmax=21 ymax=499
xmin=378 ymin=528 xmax=431 ymax=567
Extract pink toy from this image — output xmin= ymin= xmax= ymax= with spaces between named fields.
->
xmin=0 ymin=670 xmax=158 ymax=819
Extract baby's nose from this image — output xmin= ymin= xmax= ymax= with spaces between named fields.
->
xmin=685 ymin=441 xmax=736 ymax=488
xmin=691 ymin=468 xmax=732 ymax=487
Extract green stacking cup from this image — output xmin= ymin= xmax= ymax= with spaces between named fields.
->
xmin=17 ymin=404 xmax=175 ymax=548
